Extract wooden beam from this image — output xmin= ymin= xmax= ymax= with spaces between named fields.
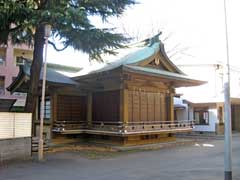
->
xmin=169 ymin=93 xmax=174 ymax=122
xmin=120 ymin=88 xmax=129 ymax=124
xmin=119 ymin=89 xmax=123 ymax=123
xmin=123 ymin=88 xmax=129 ymax=124
xmin=50 ymin=94 xmax=57 ymax=140
xmin=87 ymin=92 xmax=92 ymax=126
xmin=52 ymin=94 xmax=57 ymax=122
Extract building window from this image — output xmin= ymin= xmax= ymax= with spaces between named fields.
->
xmin=0 ymin=55 xmax=5 ymax=65
xmin=39 ymin=96 xmax=51 ymax=120
xmin=0 ymin=76 xmax=5 ymax=95
xmin=194 ymin=110 xmax=209 ymax=125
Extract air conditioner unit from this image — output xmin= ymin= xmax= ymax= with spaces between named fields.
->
xmin=16 ymin=56 xmax=25 ymax=65
xmin=0 ymin=56 xmax=4 ymax=64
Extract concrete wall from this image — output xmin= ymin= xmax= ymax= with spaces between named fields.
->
xmin=176 ymin=109 xmax=188 ymax=121
xmin=0 ymin=137 xmax=31 ymax=162
xmin=174 ymin=97 xmax=188 ymax=121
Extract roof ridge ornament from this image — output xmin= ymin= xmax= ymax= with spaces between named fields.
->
xmin=143 ymin=32 xmax=162 ymax=47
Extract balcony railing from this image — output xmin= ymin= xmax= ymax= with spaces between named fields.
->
xmin=52 ymin=120 xmax=194 ymax=135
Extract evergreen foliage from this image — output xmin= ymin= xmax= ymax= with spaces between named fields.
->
xmin=0 ymin=0 xmax=136 ymax=59
xmin=0 ymin=0 xmax=136 ymax=112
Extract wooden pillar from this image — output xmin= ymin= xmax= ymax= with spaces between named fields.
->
xmin=166 ymin=93 xmax=174 ymax=122
xmin=169 ymin=93 xmax=174 ymax=122
xmin=120 ymin=88 xmax=129 ymax=124
xmin=87 ymin=92 xmax=92 ymax=126
xmin=123 ymin=89 xmax=129 ymax=124
xmin=51 ymin=94 xmax=57 ymax=139
xmin=52 ymin=94 xmax=58 ymax=123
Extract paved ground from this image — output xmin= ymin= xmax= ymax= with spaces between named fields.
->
xmin=1 ymin=135 xmax=240 ymax=180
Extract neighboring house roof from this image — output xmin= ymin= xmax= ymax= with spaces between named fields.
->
xmin=184 ymin=97 xmax=240 ymax=105
xmin=184 ymin=97 xmax=224 ymax=104
xmin=174 ymin=104 xmax=186 ymax=109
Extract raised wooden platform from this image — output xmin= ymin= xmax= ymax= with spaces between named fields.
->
xmin=51 ymin=120 xmax=192 ymax=146
xmin=52 ymin=132 xmax=176 ymax=146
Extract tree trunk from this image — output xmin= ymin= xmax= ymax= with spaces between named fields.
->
xmin=25 ymin=25 xmax=45 ymax=118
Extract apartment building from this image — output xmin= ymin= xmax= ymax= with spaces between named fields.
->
xmin=0 ymin=41 xmax=82 ymax=111
xmin=0 ymin=41 xmax=33 ymax=110
xmin=175 ymin=62 xmax=240 ymax=134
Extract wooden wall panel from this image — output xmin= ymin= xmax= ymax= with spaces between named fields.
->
xmin=132 ymin=91 xmax=140 ymax=122
xmin=160 ymin=93 xmax=167 ymax=121
xmin=57 ymin=95 xmax=87 ymax=122
xmin=147 ymin=93 xmax=155 ymax=122
xmin=92 ymin=90 xmax=120 ymax=122
xmin=128 ymin=90 xmax=169 ymax=123
xmin=165 ymin=95 xmax=170 ymax=122
xmin=154 ymin=93 xmax=161 ymax=121
xmin=140 ymin=92 xmax=147 ymax=122
xmin=128 ymin=91 xmax=133 ymax=122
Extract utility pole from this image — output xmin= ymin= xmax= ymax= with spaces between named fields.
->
xmin=38 ymin=24 xmax=51 ymax=161
xmin=223 ymin=0 xmax=232 ymax=179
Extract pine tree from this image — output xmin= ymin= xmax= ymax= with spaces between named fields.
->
xmin=0 ymin=0 xmax=136 ymax=113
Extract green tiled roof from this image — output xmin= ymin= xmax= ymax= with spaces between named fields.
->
xmin=47 ymin=63 xmax=82 ymax=73
xmin=23 ymin=62 xmax=78 ymax=85
xmin=87 ymin=33 xmax=183 ymax=76
xmin=8 ymin=62 xmax=78 ymax=93
xmin=89 ymin=34 xmax=162 ymax=74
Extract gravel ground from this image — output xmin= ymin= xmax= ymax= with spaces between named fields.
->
xmin=0 ymin=135 xmax=240 ymax=180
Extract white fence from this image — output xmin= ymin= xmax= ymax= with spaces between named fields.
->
xmin=0 ymin=112 xmax=32 ymax=139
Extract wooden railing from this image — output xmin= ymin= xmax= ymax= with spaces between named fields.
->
xmin=52 ymin=121 xmax=86 ymax=132
xmin=53 ymin=120 xmax=194 ymax=134
xmin=122 ymin=120 xmax=194 ymax=133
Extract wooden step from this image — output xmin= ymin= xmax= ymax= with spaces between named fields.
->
xmin=32 ymin=137 xmax=49 ymax=152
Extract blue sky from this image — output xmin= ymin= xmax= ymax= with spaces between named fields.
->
xmin=47 ymin=0 xmax=240 ymax=68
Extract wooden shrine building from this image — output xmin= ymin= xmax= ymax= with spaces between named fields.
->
xmin=8 ymin=34 xmax=204 ymax=145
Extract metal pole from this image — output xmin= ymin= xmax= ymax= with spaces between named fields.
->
xmin=223 ymin=0 xmax=232 ymax=179
xmin=38 ymin=25 xmax=51 ymax=161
